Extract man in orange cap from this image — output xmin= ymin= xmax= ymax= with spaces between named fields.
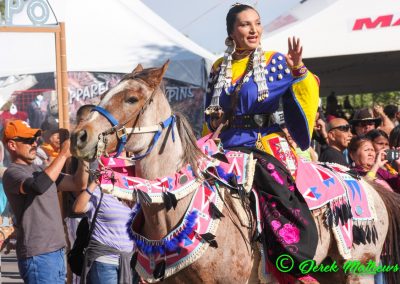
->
xmin=2 ymin=120 xmax=88 ymax=284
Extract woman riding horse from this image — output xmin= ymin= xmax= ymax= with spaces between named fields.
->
xmin=204 ymin=4 xmax=320 ymax=282
xmin=70 ymin=6 xmax=400 ymax=283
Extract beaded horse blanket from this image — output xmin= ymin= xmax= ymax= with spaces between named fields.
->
xmin=99 ymin=137 xmax=256 ymax=282
xmin=296 ymin=160 xmax=377 ymax=259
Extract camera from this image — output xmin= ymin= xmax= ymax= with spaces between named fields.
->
xmin=385 ymin=149 xmax=400 ymax=162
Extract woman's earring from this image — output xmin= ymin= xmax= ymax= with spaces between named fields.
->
xmin=223 ymin=37 xmax=235 ymax=81
xmin=225 ymin=37 xmax=236 ymax=54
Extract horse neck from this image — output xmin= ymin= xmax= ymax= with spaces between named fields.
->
xmin=134 ymin=126 xmax=193 ymax=240
xmin=134 ymin=125 xmax=185 ymax=179
xmin=132 ymin=90 xmax=184 ymax=179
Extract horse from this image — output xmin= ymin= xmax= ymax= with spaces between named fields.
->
xmin=71 ymin=62 xmax=400 ymax=284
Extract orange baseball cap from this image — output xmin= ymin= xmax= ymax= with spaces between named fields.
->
xmin=3 ymin=120 xmax=41 ymax=142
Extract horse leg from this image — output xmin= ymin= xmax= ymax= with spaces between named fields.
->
xmin=163 ymin=213 xmax=254 ymax=284
xmin=311 ymin=208 xmax=331 ymax=265
xmin=311 ymin=208 xmax=347 ymax=283
xmin=248 ymin=245 xmax=263 ymax=284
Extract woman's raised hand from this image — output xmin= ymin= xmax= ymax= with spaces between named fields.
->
xmin=210 ymin=109 xmax=225 ymax=131
xmin=375 ymin=149 xmax=389 ymax=168
xmin=285 ymin=36 xmax=303 ymax=69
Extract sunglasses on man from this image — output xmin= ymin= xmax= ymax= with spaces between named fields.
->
xmin=12 ymin=137 xmax=39 ymax=145
xmin=329 ymin=124 xmax=352 ymax=132
xmin=356 ymin=120 xmax=375 ymax=127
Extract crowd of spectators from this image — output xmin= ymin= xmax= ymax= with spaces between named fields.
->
xmin=308 ymin=95 xmax=400 ymax=193
xmin=0 ymin=92 xmax=399 ymax=283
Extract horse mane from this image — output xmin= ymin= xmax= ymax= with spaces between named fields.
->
xmin=368 ymin=180 xmax=400 ymax=284
xmin=174 ymin=112 xmax=207 ymax=176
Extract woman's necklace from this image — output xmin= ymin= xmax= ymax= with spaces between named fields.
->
xmin=232 ymin=48 xmax=254 ymax=60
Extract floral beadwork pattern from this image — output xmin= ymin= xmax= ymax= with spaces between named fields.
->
xmin=278 ymin=223 xmax=300 ymax=245
xmin=253 ymin=152 xmax=318 ymax=277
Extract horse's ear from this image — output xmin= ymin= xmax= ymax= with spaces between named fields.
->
xmin=143 ymin=60 xmax=169 ymax=88
xmin=160 ymin=60 xmax=169 ymax=76
xmin=131 ymin=64 xmax=143 ymax=74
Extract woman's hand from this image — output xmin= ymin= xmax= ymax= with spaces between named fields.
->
xmin=371 ymin=149 xmax=388 ymax=172
xmin=210 ymin=109 xmax=225 ymax=131
xmin=285 ymin=36 xmax=303 ymax=69
xmin=315 ymin=118 xmax=327 ymax=136
xmin=373 ymin=104 xmax=383 ymax=115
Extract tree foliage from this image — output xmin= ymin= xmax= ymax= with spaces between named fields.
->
xmin=0 ymin=1 xmax=5 ymax=16
xmin=321 ymin=91 xmax=400 ymax=110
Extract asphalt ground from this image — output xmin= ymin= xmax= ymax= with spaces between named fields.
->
xmin=1 ymin=251 xmax=23 ymax=283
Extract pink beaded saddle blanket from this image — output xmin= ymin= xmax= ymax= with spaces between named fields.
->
xmin=296 ymin=160 xmax=377 ymax=258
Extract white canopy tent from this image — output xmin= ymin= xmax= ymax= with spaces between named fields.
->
xmin=262 ymin=0 xmax=400 ymax=96
xmin=0 ymin=0 xmax=215 ymax=87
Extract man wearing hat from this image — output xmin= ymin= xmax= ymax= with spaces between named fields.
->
xmin=350 ymin=106 xmax=395 ymax=137
xmin=40 ymin=119 xmax=62 ymax=163
xmin=2 ymin=120 xmax=88 ymax=284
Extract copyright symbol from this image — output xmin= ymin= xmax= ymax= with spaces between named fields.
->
xmin=276 ymin=254 xmax=294 ymax=273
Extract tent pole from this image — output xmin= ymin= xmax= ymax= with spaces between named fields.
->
xmin=55 ymin=22 xmax=69 ymax=129
xmin=59 ymin=22 xmax=69 ymax=130
xmin=55 ymin=25 xmax=64 ymax=129
xmin=54 ymin=23 xmax=70 ymax=284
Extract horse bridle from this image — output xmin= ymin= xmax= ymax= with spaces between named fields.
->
xmin=91 ymin=80 xmax=175 ymax=159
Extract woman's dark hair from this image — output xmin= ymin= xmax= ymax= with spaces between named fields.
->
xmin=389 ymin=125 xmax=400 ymax=148
xmin=365 ymin=129 xmax=389 ymax=142
xmin=348 ymin=135 xmax=372 ymax=155
xmin=384 ymin=104 xmax=398 ymax=120
xmin=226 ymin=4 xmax=257 ymax=35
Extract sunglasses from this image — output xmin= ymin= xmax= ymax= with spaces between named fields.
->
xmin=12 ymin=137 xmax=39 ymax=145
xmin=357 ymin=121 xmax=375 ymax=127
xmin=329 ymin=124 xmax=351 ymax=132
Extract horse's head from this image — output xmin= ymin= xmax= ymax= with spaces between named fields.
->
xmin=71 ymin=62 xmax=171 ymax=161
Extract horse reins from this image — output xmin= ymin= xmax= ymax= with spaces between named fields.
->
xmin=91 ymin=78 xmax=175 ymax=159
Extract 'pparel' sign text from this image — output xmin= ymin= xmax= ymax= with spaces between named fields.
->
xmin=0 ymin=0 xmax=52 ymax=26
xmin=69 ymin=82 xmax=111 ymax=104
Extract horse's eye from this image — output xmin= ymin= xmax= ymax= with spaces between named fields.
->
xmin=126 ymin=97 xmax=138 ymax=104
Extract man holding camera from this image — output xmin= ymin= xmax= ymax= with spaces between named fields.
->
xmin=2 ymin=120 xmax=88 ymax=284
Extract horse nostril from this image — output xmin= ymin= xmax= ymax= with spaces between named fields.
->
xmin=77 ymin=130 xmax=88 ymax=148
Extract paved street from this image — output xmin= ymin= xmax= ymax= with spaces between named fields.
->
xmin=1 ymin=251 xmax=23 ymax=283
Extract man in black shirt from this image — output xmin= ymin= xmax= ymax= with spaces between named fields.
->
xmin=319 ymin=118 xmax=352 ymax=167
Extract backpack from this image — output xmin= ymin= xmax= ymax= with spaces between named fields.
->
xmin=67 ymin=191 xmax=103 ymax=276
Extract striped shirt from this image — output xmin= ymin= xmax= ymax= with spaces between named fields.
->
xmin=87 ymin=187 xmax=136 ymax=264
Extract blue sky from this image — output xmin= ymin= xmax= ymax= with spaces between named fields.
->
xmin=142 ymin=0 xmax=300 ymax=54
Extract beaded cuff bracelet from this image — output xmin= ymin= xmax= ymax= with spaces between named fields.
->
xmin=291 ymin=65 xmax=308 ymax=77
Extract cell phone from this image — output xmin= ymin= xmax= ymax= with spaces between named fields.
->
xmin=385 ymin=149 xmax=400 ymax=162
xmin=59 ymin=128 xmax=70 ymax=145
